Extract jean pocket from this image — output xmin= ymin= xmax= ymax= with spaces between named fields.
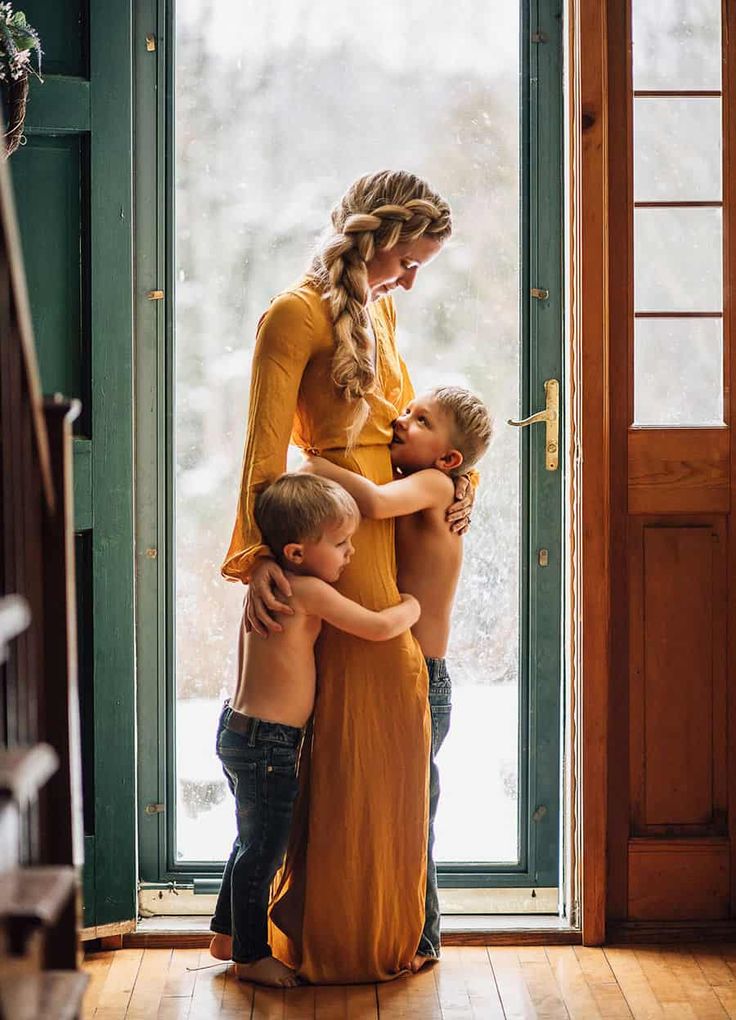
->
xmin=269 ymin=746 xmax=298 ymax=775
xmin=431 ymin=704 xmax=452 ymax=755
xmin=221 ymin=759 xmax=259 ymax=814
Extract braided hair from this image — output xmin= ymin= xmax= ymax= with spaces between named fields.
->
xmin=309 ymin=170 xmax=452 ymax=445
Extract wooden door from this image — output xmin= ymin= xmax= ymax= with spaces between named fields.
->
xmin=10 ymin=0 xmax=136 ymax=931
xmin=605 ymin=0 xmax=736 ymax=936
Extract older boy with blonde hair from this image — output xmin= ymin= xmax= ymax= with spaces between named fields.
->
xmin=303 ymin=385 xmax=493 ymax=969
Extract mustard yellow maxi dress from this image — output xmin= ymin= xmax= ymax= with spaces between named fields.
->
xmin=222 ymin=281 xmax=431 ymax=984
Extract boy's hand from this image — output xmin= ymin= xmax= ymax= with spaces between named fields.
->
xmin=299 ymin=455 xmax=331 ymax=476
xmin=446 ymin=474 xmax=476 ymax=535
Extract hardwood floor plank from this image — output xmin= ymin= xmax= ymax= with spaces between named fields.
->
xmin=74 ymin=943 xmax=736 ymax=1019
xmin=157 ymin=948 xmax=201 ymax=1020
xmin=633 ymin=948 xmax=700 ymax=1010
xmin=517 ymin=946 xmax=570 ymax=1019
xmin=433 ymin=947 xmax=504 ymax=1019
xmin=603 ymin=947 xmax=665 ymax=1019
xmin=157 ymin=995 xmax=195 ymax=1020
xmin=251 ymin=985 xmax=286 ymax=1019
xmin=125 ymin=948 xmax=173 ymax=1018
xmin=315 ymin=985 xmax=351 ymax=1019
xmin=281 ymin=984 xmax=315 ymax=1019
xmin=713 ymin=984 xmax=736 ymax=1019
xmin=93 ymin=947 xmax=144 ymax=1019
xmin=377 ymin=969 xmax=442 ymax=1019
xmin=344 ymin=984 xmax=379 ymax=1019
xmin=574 ymin=946 xmax=632 ymax=1018
xmin=488 ymin=947 xmax=538 ymax=1019
xmin=691 ymin=945 xmax=736 ymax=987
xmin=544 ymin=946 xmax=604 ymax=1019
xmin=187 ymin=950 xmax=229 ymax=1019
xmin=662 ymin=947 xmax=728 ymax=1018
xmin=432 ymin=952 xmax=474 ymax=1019
xmin=162 ymin=947 xmax=201 ymax=999
xmin=220 ymin=963 xmax=256 ymax=1018
xmin=81 ymin=950 xmax=115 ymax=1018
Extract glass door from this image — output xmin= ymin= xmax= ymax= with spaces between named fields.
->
xmin=138 ymin=0 xmax=563 ymax=906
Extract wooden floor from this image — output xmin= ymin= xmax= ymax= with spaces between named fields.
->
xmin=82 ymin=944 xmax=736 ymax=1018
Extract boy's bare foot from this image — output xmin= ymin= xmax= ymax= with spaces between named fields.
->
xmin=235 ymin=957 xmax=299 ymax=988
xmin=209 ymin=933 xmax=232 ymax=961
xmin=411 ymin=953 xmax=438 ymax=973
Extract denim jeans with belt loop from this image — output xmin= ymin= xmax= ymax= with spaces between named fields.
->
xmin=210 ymin=702 xmax=302 ymax=963
xmin=416 ymin=657 xmax=452 ymax=959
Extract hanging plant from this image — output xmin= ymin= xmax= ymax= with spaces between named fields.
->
xmin=0 ymin=3 xmax=42 ymax=157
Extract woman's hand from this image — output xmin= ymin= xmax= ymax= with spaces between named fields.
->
xmin=245 ymin=557 xmax=294 ymax=638
xmin=445 ymin=474 xmax=476 ymax=536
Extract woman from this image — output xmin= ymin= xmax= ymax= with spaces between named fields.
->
xmin=222 ymin=170 xmax=471 ymax=983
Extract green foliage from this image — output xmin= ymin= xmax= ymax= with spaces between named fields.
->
xmin=0 ymin=3 xmax=41 ymax=82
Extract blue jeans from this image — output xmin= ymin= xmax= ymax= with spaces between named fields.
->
xmin=417 ymin=657 xmax=452 ymax=958
xmin=210 ymin=703 xmax=302 ymax=963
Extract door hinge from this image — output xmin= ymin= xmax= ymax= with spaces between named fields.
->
xmin=531 ymin=804 xmax=547 ymax=823
xmin=532 ymin=30 xmax=548 ymax=44
xmin=146 ymin=34 xmax=156 ymax=52
xmin=145 ymin=802 xmax=165 ymax=815
xmin=147 ymin=290 xmax=165 ymax=301
xmin=531 ymin=287 xmax=549 ymax=301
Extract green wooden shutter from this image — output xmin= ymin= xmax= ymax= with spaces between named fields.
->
xmin=11 ymin=0 xmax=136 ymax=928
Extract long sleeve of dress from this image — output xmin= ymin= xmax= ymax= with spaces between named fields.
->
xmin=221 ymin=291 xmax=316 ymax=583
xmin=398 ymin=354 xmax=415 ymax=408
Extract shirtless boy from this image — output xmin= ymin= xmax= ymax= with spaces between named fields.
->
xmin=209 ymin=473 xmax=420 ymax=987
xmin=303 ymin=386 xmax=493 ymax=970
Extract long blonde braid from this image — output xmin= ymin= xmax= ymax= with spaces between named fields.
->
xmin=309 ymin=170 xmax=452 ymax=444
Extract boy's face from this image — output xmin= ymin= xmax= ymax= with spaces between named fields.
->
xmin=291 ymin=514 xmax=357 ymax=582
xmin=390 ymin=395 xmax=463 ymax=475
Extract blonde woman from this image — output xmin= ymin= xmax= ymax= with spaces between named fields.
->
xmin=217 ymin=171 xmax=472 ymax=984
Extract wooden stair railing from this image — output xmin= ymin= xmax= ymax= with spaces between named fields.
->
xmin=0 ymin=133 xmax=88 ymax=1016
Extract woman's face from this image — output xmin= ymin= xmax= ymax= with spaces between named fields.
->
xmin=366 ymin=235 xmax=444 ymax=301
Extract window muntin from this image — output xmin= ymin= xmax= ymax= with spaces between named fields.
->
xmin=631 ymin=0 xmax=724 ymax=428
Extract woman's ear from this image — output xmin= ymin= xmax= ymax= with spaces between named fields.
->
xmin=438 ymin=449 xmax=464 ymax=473
xmin=282 ymin=542 xmax=304 ymax=566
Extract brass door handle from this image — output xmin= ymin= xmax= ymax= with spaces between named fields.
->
xmin=507 ymin=378 xmax=559 ymax=471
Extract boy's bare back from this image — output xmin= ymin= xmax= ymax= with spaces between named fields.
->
xmin=395 ymin=470 xmax=462 ymax=659
xmin=232 ymin=574 xmax=322 ymax=729
xmin=232 ymin=570 xmax=421 ymax=728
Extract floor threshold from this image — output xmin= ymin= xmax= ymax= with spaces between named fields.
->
xmin=123 ymin=914 xmax=581 ymax=948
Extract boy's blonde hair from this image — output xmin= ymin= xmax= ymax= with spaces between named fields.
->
xmin=430 ymin=386 xmax=494 ymax=476
xmin=254 ymin=473 xmax=359 ymax=564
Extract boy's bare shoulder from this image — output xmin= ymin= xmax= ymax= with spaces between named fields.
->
xmin=285 ymin=572 xmax=331 ymax=612
xmin=410 ymin=468 xmax=456 ymax=504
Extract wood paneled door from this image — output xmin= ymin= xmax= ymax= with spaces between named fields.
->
xmin=604 ymin=0 xmax=736 ymax=936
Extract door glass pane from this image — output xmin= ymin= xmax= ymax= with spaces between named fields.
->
xmin=634 ymin=208 xmax=722 ymax=313
xmin=632 ymin=0 xmax=721 ymax=91
xmin=175 ymin=1 xmax=520 ymax=867
xmin=634 ymin=98 xmax=721 ymax=202
xmin=634 ymin=318 xmax=723 ymax=427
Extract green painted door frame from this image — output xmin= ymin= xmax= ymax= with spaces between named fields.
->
xmin=136 ymin=0 xmax=564 ymax=895
xmin=12 ymin=0 xmax=137 ymax=927
xmin=134 ymin=0 xmax=171 ymax=888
